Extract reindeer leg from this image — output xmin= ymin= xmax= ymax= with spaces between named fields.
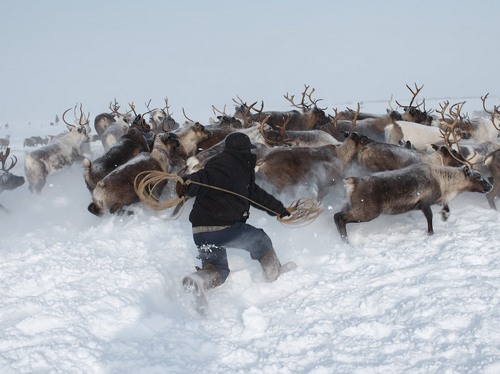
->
xmin=440 ymin=204 xmax=450 ymax=221
xmin=420 ymin=203 xmax=434 ymax=235
xmin=333 ymin=212 xmax=349 ymax=244
xmin=486 ymin=183 xmax=499 ymax=210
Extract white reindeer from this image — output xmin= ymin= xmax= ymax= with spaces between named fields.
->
xmin=24 ymin=105 xmax=90 ymax=193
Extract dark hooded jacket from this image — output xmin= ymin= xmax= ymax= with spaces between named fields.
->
xmin=183 ymin=149 xmax=287 ymax=228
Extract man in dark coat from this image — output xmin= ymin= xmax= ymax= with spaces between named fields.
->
xmin=176 ymin=132 xmax=296 ymax=313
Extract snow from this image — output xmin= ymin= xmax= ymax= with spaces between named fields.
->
xmin=1 ymin=97 xmax=499 ymax=373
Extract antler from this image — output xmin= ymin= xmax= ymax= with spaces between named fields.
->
xmin=388 ymin=94 xmax=395 ymax=111
xmin=161 ymin=98 xmax=176 ymax=132
xmin=439 ymin=101 xmax=476 ymax=168
xmin=182 ymin=108 xmax=195 ymax=123
xmin=284 ymin=85 xmax=325 ymax=111
xmin=438 ymin=100 xmax=450 ymax=122
xmin=232 ymin=96 xmax=259 ymax=122
xmin=128 ymin=102 xmax=137 ymax=116
xmin=350 ymin=103 xmax=361 ymax=130
xmin=305 ymin=87 xmax=326 ymax=110
xmin=75 ymin=103 xmax=90 ymax=127
xmin=109 ymin=98 xmax=133 ymax=121
xmin=145 ymin=99 xmax=152 ymax=112
xmin=481 ymin=93 xmax=500 ymax=131
xmin=249 ymin=100 xmax=264 ymax=122
xmin=327 ymin=108 xmax=339 ymax=129
xmin=109 ymin=98 xmax=121 ymax=114
xmin=163 ymin=97 xmax=172 ymax=117
xmin=258 ymin=114 xmax=272 ymax=143
xmin=0 ymin=148 xmax=17 ymax=172
xmin=61 ymin=103 xmax=89 ymax=128
xmin=62 ymin=107 xmax=74 ymax=127
xmin=396 ymin=82 xmax=425 ymax=110
xmin=212 ymin=104 xmax=228 ymax=117
xmin=284 ymin=84 xmax=311 ymax=111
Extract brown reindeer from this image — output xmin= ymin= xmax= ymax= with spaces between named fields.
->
xmin=321 ymin=105 xmax=403 ymax=144
xmin=238 ymin=86 xmax=330 ymax=131
xmin=255 ymin=132 xmax=372 ymax=201
xmin=194 ymin=116 xmax=241 ymax=152
xmin=173 ymin=121 xmax=213 ymax=160
xmin=334 ymin=163 xmax=492 ymax=244
xmin=88 ymin=133 xmax=181 ymax=216
xmin=83 ymin=127 xmax=151 ymax=191
xmin=395 ymin=83 xmax=435 ymax=126
xmin=354 ymin=139 xmax=467 ymax=173
xmin=185 ymin=124 xmax=269 ymax=173
xmin=257 ymin=114 xmax=339 ymax=147
xmin=185 ymin=118 xmax=340 ymax=174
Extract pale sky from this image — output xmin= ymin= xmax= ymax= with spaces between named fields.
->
xmin=1 ymin=0 xmax=499 ymax=124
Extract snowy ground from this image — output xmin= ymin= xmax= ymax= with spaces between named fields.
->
xmin=1 ymin=100 xmax=500 ymax=373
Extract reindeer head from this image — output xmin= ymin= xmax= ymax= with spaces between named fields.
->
xmin=462 ymin=166 xmax=492 ymax=193
xmin=396 ymin=83 xmax=434 ymax=125
xmin=62 ymin=104 xmax=91 ymax=141
xmin=0 ymin=148 xmax=25 ymax=192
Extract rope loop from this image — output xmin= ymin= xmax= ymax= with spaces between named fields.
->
xmin=278 ymin=198 xmax=323 ymax=227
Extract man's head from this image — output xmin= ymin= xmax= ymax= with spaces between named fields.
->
xmin=224 ymin=132 xmax=256 ymax=153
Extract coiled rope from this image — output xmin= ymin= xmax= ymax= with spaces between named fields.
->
xmin=134 ymin=170 xmax=322 ymax=226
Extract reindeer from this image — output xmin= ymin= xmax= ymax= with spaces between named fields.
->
xmin=334 ymin=163 xmax=492 ymax=244
xmin=94 ymin=99 xmax=134 ymax=137
xmin=0 ymin=135 xmax=10 ymax=149
xmin=23 ymin=136 xmax=48 ymax=147
xmin=321 ymin=104 xmax=403 ymax=143
xmin=99 ymin=102 xmax=146 ymax=151
xmin=464 ymin=94 xmax=500 ymax=143
xmin=254 ymin=114 xmax=339 ymax=148
xmin=261 ymin=128 xmax=340 ymax=147
xmin=237 ymin=85 xmax=330 ymax=131
xmin=185 ymin=124 xmax=268 ymax=173
xmin=146 ymin=98 xmax=179 ymax=133
xmin=255 ymin=132 xmax=372 ymax=202
xmin=24 ymin=105 xmax=90 ymax=193
xmin=173 ymin=119 xmax=213 ymax=160
xmin=194 ymin=115 xmax=241 ymax=152
xmin=395 ymin=83 xmax=436 ymax=126
xmin=186 ymin=116 xmax=341 ymax=174
xmin=484 ymin=148 xmax=500 ymax=210
xmin=353 ymin=139 xmax=467 ymax=173
xmin=0 ymin=148 xmax=25 ymax=212
xmin=83 ymin=127 xmax=151 ymax=191
xmin=87 ymin=133 xmax=181 ymax=216
xmin=380 ymin=85 xmax=449 ymax=148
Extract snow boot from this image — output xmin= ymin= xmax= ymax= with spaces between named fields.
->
xmin=258 ymin=248 xmax=297 ymax=282
xmin=182 ymin=263 xmax=223 ymax=315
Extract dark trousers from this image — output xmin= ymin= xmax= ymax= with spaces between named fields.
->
xmin=192 ymin=222 xmax=273 ymax=281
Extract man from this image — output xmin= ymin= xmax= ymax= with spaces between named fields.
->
xmin=176 ymin=132 xmax=296 ymax=313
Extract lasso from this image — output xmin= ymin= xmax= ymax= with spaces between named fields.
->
xmin=134 ymin=170 xmax=322 ymax=226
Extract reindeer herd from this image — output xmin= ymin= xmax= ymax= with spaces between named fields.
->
xmin=1 ymin=84 xmax=499 ymax=243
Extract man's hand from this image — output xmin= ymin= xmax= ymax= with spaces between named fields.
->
xmin=175 ymin=181 xmax=184 ymax=198
xmin=279 ymin=208 xmax=291 ymax=218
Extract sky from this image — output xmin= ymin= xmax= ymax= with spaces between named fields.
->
xmin=1 ymin=0 xmax=499 ymax=124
